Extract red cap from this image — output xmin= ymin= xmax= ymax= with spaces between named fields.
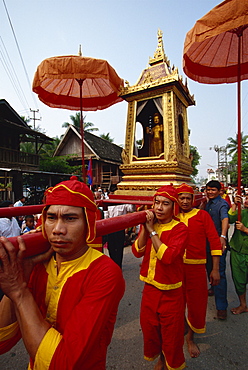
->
xmin=176 ymin=183 xmax=194 ymax=195
xmin=154 ymin=185 xmax=178 ymax=203
xmin=43 ymin=176 xmax=97 ymax=243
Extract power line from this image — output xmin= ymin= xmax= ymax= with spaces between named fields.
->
xmin=0 ymin=36 xmax=29 ymax=110
xmin=2 ymin=0 xmax=39 ymax=111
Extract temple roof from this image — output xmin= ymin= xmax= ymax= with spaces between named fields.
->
xmin=121 ymin=30 xmax=195 ymax=106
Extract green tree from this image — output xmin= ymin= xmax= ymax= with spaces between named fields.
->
xmin=100 ymin=132 xmax=114 ymax=143
xmin=39 ymin=155 xmax=81 ymax=175
xmin=190 ymin=145 xmax=201 ymax=178
xmin=226 ymin=132 xmax=248 ymax=157
xmin=62 ymin=112 xmax=99 ymax=132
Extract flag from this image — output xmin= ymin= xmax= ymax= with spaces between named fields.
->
xmin=87 ymin=157 xmax=93 ymax=185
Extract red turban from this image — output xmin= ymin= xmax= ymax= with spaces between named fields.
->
xmin=154 ymin=185 xmax=178 ymax=203
xmin=176 ymin=183 xmax=194 ymax=195
xmin=43 ymin=176 xmax=97 ymax=243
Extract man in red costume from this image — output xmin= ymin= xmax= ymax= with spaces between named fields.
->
xmin=0 ymin=176 xmax=125 ymax=369
xmin=176 ymin=183 xmax=222 ymax=358
xmin=132 ymin=185 xmax=188 ymax=370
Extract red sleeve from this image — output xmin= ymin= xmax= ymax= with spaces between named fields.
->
xmin=132 ymin=225 xmax=146 ymax=258
xmin=0 ymin=328 xmax=21 ymax=355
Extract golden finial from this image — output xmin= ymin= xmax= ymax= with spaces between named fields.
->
xmin=149 ymin=29 xmax=170 ymax=68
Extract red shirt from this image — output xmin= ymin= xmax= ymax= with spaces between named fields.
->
xmin=132 ymin=219 xmax=188 ymax=290
xmin=178 ymin=208 xmax=222 ymax=264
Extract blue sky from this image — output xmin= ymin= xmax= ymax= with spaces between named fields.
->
xmin=1 ymin=0 xmax=247 ymax=178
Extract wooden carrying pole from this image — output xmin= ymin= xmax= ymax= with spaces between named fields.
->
xmin=6 ymin=210 xmax=148 ymax=258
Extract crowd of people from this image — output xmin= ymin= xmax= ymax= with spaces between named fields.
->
xmin=0 ymin=178 xmax=247 ymax=370
xmin=0 ymin=196 xmax=37 ymax=239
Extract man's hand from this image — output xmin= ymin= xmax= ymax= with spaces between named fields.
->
xmin=0 ymin=237 xmax=53 ymax=301
xmin=145 ymin=210 xmax=155 ymax=234
xmin=219 ymin=236 xmax=226 ymax=252
xmin=0 ymin=237 xmax=27 ymax=301
xmin=234 ymin=194 xmax=242 ymax=206
xmin=235 ymin=221 xmax=247 ymax=233
xmin=210 ymin=269 xmax=220 ymax=286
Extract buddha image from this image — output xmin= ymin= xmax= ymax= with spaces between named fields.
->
xmin=146 ymin=112 xmax=164 ymax=157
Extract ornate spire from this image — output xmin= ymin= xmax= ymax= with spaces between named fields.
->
xmin=149 ymin=29 xmax=170 ymax=67
xmin=78 ymin=44 xmax=82 ymax=56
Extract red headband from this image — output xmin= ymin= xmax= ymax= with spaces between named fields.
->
xmin=43 ymin=176 xmax=97 ymax=243
xmin=176 ymin=183 xmax=194 ymax=195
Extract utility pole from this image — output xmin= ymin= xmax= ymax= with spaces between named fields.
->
xmin=30 ymin=109 xmax=40 ymax=130
xmin=30 ymin=109 xmax=41 ymax=153
xmin=210 ymin=145 xmax=228 ymax=186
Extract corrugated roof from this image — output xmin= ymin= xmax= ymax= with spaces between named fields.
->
xmin=82 ymin=129 xmax=122 ymax=163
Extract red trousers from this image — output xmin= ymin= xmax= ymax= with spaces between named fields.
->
xmin=183 ymin=264 xmax=208 ymax=333
xmin=140 ymin=283 xmax=185 ymax=370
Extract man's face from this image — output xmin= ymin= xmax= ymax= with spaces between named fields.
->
xmin=178 ymin=193 xmax=193 ymax=212
xmin=244 ymin=196 xmax=248 ymax=209
xmin=153 ymin=195 xmax=174 ymax=223
xmin=44 ymin=205 xmax=87 ymax=261
xmin=206 ymin=186 xmax=220 ymax=200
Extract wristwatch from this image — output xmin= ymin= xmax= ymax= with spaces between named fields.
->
xmin=220 ymin=234 xmax=227 ymax=239
xmin=149 ymin=231 xmax=158 ymax=238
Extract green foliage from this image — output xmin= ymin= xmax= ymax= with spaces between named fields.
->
xmin=100 ymin=132 xmax=114 ymax=143
xmin=190 ymin=145 xmax=201 ymax=177
xmin=227 ymin=133 xmax=248 ymax=186
xmin=228 ymin=152 xmax=248 ymax=187
xmin=226 ymin=132 xmax=248 ymax=157
xmin=62 ymin=113 xmax=99 ymax=132
xmin=39 ymin=155 xmax=81 ymax=175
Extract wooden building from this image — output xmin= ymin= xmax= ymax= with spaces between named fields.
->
xmin=0 ymin=99 xmax=53 ymax=201
xmin=54 ymin=125 xmax=123 ymax=190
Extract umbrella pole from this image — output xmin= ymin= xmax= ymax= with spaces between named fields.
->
xmin=237 ymin=30 xmax=242 ymax=220
xmin=78 ymin=79 xmax=86 ymax=183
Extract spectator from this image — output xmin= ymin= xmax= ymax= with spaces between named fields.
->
xmin=14 ymin=196 xmax=25 ymax=227
xmin=205 ymin=180 xmax=230 ymax=320
xmin=22 ymin=215 xmax=35 ymax=234
xmin=228 ymin=194 xmax=248 ymax=315
xmin=0 ymin=200 xmax=21 ymax=238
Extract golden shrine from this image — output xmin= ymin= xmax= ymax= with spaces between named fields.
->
xmin=116 ymin=30 xmax=195 ymax=196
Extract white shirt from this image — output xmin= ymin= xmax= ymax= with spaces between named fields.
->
xmin=14 ymin=200 xmax=24 ymax=207
xmin=106 ymin=204 xmax=135 ymax=218
xmin=0 ymin=217 xmax=21 ymax=237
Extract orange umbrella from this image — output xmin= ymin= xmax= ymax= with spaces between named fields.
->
xmin=183 ymin=0 xmax=248 ymax=219
xmin=32 ymin=54 xmax=124 ymax=181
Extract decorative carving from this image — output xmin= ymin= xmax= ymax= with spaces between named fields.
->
xmin=121 ymin=149 xmax=129 ymax=165
xmin=117 ymin=30 xmax=194 ymax=195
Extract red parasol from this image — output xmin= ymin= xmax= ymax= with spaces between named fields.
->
xmin=32 ymin=54 xmax=124 ymax=181
xmin=183 ymin=0 xmax=248 ymax=219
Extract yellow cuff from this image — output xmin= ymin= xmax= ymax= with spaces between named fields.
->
xmin=157 ymin=243 xmax=168 ymax=260
xmin=211 ymin=250 xmax=222 ymax=256
xmin=34 ymin=327 xmax=62 ymax=370
xmin=0 ymin=321 xmax=19 ymax=342
xmin=134 ymin=239 xmax=146 ymax=253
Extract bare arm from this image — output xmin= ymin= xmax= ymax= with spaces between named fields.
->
xmin=0 ymin=237 xmax=53 ymax=360
xmin=210 ymin=256 xmax=220 ymax=286
xmin=220 ymin=217 xmax=229 ymax=252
